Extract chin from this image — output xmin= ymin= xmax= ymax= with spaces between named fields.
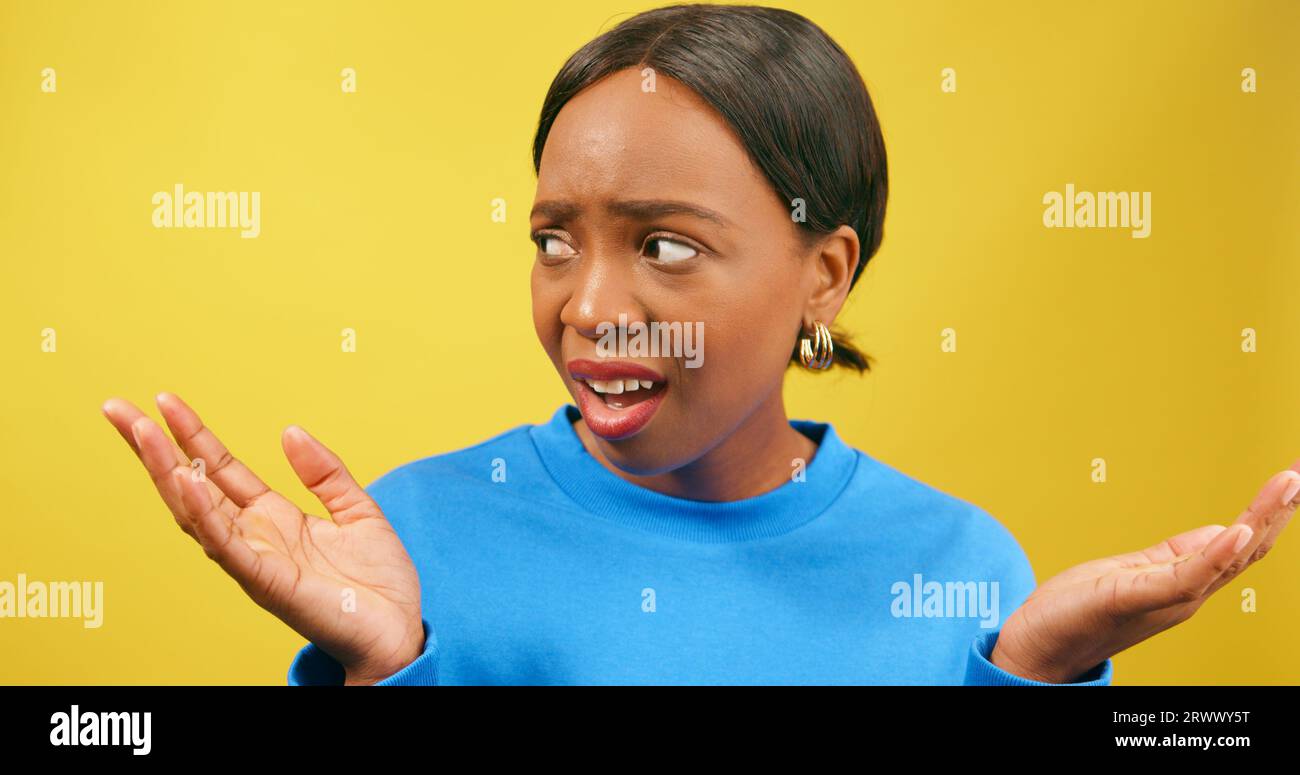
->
xmin=589 ymin=433 xmax=685 ymax=477
xmin=575 ymin=396 xmax=697 ymax=477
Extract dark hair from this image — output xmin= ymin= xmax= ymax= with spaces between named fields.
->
xmin=531 ymin=3 xmax=887 ymax=373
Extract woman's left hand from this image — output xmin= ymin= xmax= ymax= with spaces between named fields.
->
xmin=991 ymin=463 xmax=1300 ymax=683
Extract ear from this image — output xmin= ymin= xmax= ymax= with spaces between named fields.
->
xmin=802 ymin=224 xmax=861 ymax=327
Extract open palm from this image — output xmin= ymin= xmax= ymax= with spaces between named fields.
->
xmin=102 ymin=393 xmax=423 ymax=685
xmin=993 ymin=464 xmax=1300 ymax=682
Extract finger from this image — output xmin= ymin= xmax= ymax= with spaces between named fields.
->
xmin=281 ymin=425 xmax=381 ymax=525
xmin=123 ymin=414 xmax=205 ymax=538
xmin=1248 ymin=467 xmax=1300 ymax=561
xmin=103 ymin=398 xmax=239 ymax=526
xmin=174 ymin=467 xmax=264 ymax=582
xmin=1198 ymin=468 xmax=1300 ymax=598
xmin=1118 ymin=524 xmax=1253 ymax=614
xmin=103 ymin=398 xmax=186 ymax=464
xmin=102 ymin=397 xmax=148 ymax=456
xmin=155 ymin=392 xmax=272 ymax=509
xmin=1115 ymin=524 xmax=1228 ymax=568
xmin=126 ymin=414 xmax=240 ymax=541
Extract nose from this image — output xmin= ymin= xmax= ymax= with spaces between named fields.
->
xmin=559 ymin=249 xmax=644 ymax=342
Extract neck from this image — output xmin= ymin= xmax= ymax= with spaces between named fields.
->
xmin=573 ymin=390 xmax=817 ymax=502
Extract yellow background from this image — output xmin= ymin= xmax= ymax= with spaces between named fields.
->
xmin=1 ymin=0 xmax=1297 ymax=684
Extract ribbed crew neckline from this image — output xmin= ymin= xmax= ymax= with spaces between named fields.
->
xmin=528 ymin=404 xmax=859 ymax=543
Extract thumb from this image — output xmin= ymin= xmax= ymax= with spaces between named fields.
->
xmin=281 ymin=425 xmax=381 ymax=525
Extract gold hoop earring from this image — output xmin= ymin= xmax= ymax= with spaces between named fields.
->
xmin=799 ymin=320 xmax=834 ymax=370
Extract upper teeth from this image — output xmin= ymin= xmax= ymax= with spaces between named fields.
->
xmin=584 ymin=379 xmax=655 ymax=394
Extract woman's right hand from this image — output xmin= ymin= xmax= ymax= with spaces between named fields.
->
xmin=102 ymin=393 xmax=424 ymax=685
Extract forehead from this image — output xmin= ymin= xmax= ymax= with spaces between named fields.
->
xmin=535 ymin=68 xmax=772 ymax=211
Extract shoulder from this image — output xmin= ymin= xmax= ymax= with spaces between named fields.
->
xmin=848 ymin=447 xmax=1036 ymax=583
xmin=362 ymin=421 xmax=538 ymax=507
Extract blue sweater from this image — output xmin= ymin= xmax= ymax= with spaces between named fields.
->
xmin=288 ymin=405 xmax=1113 ymax=685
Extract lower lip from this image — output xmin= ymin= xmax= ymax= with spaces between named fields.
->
xmin=573 ymin=380 xmax=667 ymax=441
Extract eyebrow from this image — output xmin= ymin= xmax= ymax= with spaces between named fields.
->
xmin=530 ymin=199 xmax=731 ymax=227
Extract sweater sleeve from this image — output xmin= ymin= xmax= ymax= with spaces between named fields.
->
xmin=963 ymin=628 xmax=1113 ymax=685
xmin=287 ymin=618 xmax=441 ymax=686
xmin=961 ymin=505 xmax=1114 ymax=685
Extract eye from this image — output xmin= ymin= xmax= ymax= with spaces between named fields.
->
xmin=644 ymin=236 xmax=699 ymax=264
xmin=533 ymin=232 xmax=577 ymax=258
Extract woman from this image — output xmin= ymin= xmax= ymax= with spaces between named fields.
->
xmin=101 ymin=3 xmax=1298 ymax=685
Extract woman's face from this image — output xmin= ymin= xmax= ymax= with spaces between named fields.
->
xmin=530 ymin=67 xmax=837 ymax=476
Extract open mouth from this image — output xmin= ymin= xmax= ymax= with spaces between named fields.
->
xmin=566 ymin=358 xmax=668 ymax=441
xmin=577 ymin=377 xmax=666 ymax=410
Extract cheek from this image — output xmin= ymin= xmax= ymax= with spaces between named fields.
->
xmin=671 ymin=289 xmax=796 ymax=405
xmin=699 ymin=305 xmax=790 ymax=382
xmin=530 ymin=266 xmax=564 ymax=356
xmin=709 ymin=271 xmax=800 ymax=361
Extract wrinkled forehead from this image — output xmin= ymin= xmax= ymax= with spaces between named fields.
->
xmin=535 ymin=68 xmax=772 ymax=213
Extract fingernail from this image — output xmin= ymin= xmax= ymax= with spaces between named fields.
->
xmin=1232 ymin=525 xmax=1254 ymax=553
xmin=1281 ymin=474 xmax=1300 ymax=508
xmin=130 ymin=421 xmax=143 ymax=447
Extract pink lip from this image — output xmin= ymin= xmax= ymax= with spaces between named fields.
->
xmin=566 ymin=359 xmax=665 ymax=383
xmin=566 ymin=359 xmax=668 ymax=441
